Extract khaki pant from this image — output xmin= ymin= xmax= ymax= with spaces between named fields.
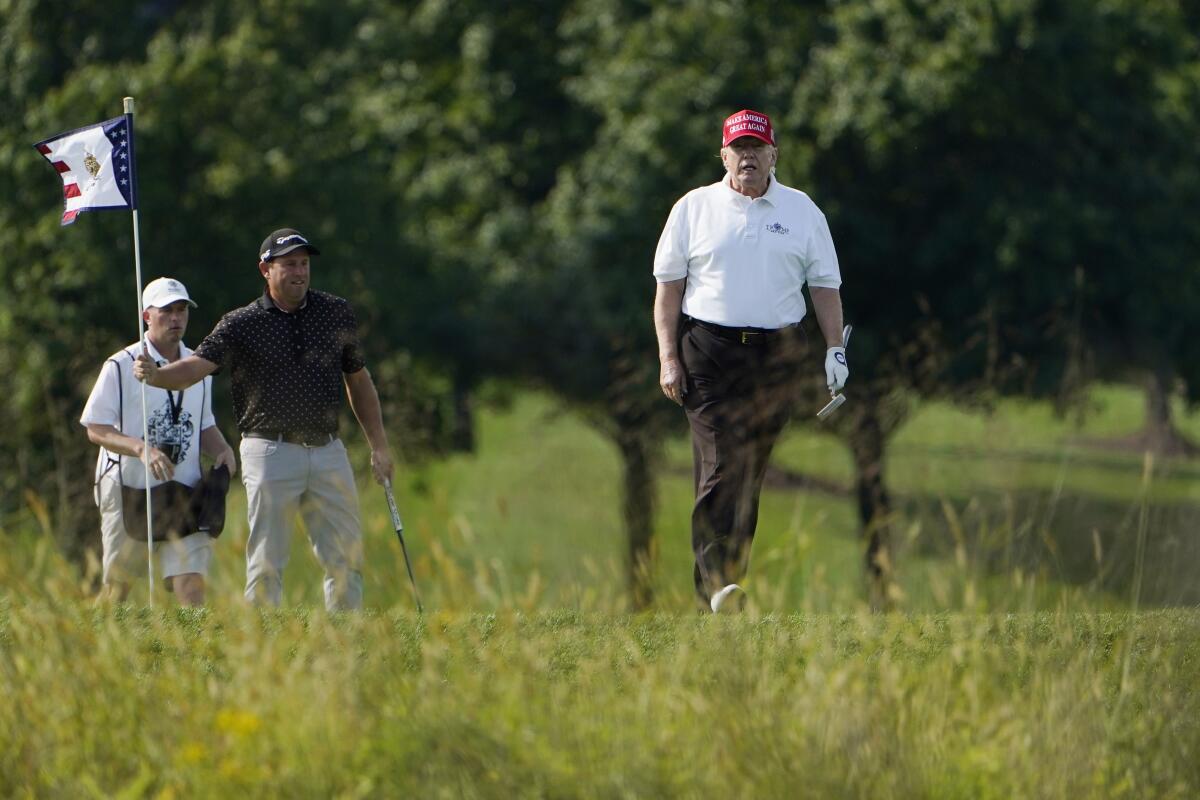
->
xmin=239 ymin=437 xmax=363 ymax=610
xmin=98 ymin=476 xmax=212 ymax=591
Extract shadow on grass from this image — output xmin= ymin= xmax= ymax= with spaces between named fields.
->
xmin=762 ymin=465 xmax=851 ymax=496
xmin=892 ymin=441 xmax=1200 ymax=481
xmin=895 ymin=487 xmax=1200 ymax=607
xmin=759 ymin=449 xmax=1200 ymax=607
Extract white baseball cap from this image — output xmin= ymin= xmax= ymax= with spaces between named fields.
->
xmin=142 ymin=277 xmax=197 ymax=310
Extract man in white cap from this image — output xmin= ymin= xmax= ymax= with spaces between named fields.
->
xmin=81 ymin=277 xmax=237 ymax=605
xmin=653 ymin=109 xmax=848 ymax=613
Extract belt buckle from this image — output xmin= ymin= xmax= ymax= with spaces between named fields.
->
xmin=740 ymin=331 xmax=762 ymax=345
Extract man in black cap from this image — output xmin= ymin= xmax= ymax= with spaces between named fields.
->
xmin=135 ymin=228 xmax=393 ymax=610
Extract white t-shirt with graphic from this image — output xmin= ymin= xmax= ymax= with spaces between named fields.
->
xmin=80 ymin=339 xmax=217 ymax=491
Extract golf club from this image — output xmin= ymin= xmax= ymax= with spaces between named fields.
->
xmin=817 ymin=324 xmax=853 ymax=421
xmin=384 ymin=478 xmax=423 ymax=613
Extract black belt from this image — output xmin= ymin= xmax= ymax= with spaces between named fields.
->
xmin=244 ymin=431 xmax=335 ymax=448
xmin=686 ymin=316 xmax=797 ymax=346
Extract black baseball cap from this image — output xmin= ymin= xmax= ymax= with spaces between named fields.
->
xmin=259 ymin=228 xmax=321 ymax=262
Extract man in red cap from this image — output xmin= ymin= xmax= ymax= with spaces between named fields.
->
xmin=653 ymin=109 xmax=848 ymax=613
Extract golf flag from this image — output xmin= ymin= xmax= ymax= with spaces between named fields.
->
xmin=34 ymin=115 xmax=137 ymax=225
xmin=34 ymin=99 xmax=159 ymax=606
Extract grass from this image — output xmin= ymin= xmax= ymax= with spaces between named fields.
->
xmin=0 ymin=597 xmax=1196 ymax=797
xmin=2 ymin=384 xmax=1199 ymax=796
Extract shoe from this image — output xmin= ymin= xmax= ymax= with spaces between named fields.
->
xmin=710 ymin=583 xmax=745 ymax=614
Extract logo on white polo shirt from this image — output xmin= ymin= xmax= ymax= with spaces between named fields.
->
xmin=766 ymin=222 xmax=789 ymax=235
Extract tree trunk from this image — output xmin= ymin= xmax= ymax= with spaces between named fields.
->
xmin=450 ymin=378 xmax=475 ymax=453
xmin=850 ymin=399 xmax=894 ymax=612
xmin=615 ymin=423 xmax=656 ymax=610
xmin=1141 ymin=367 xmax=1196 ymax=456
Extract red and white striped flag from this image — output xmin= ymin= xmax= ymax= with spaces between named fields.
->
xmin=34 ymin=115 xmax=137 ymax=225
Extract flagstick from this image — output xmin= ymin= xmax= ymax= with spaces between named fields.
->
xmin=124 ymin=96 xmax=154 ymax=607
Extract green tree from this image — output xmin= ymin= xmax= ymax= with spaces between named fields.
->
xmin=0 ymin=0 xmax=184 ymax=557
xmin=798 ymin=0 xmax=1200 ymax=605
xmin=524 ymin=0 xmax=1200 ymax=609
xmin=341 ymin=0 xmax=590 ymax=450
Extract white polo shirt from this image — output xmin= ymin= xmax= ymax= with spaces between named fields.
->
xmin=653 ymin=174 xmax=841 ymax=328
xmin=80 ymin=340 xmax=216 ymax=491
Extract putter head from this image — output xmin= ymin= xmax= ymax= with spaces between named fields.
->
xmin=816 ymin=324 xmax=853 ymax=421
xmin=816 ymin=392 xmax=846 ymax=421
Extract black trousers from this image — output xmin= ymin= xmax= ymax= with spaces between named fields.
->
xmin=680 ymin=318 xmax=806 ymax=607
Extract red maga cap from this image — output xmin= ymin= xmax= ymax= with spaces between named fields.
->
xmin=722 ymin=109 xmax=774 ymax=147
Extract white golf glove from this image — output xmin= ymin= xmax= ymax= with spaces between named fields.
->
xmin=825 ymin=347 xmax=849 ymax=392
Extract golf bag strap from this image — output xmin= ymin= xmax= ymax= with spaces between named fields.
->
xmin=94 ymin=356 xmax=125 ymax=485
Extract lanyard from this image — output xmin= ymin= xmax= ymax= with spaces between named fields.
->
xmin=159 ymin=362 xmax=185 ymax=465
xmin=166 ymin=385 xmax=184 ymax=425
xmin=147 ymin=342 xmax=185 ymax=424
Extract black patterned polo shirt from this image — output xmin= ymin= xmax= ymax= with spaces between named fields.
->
xmin=194 ymin=289 xmax=366 ymax=436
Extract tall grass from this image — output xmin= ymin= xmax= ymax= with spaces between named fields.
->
xmin=1 ymin=589 xmax=1196 ymax=797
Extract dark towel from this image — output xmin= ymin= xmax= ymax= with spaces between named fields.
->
xmin=192 ymin=464 xmax=231 ymax=538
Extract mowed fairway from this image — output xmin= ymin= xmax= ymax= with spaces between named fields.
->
xmin=2 ymin=387 xmax=1199 ymax=796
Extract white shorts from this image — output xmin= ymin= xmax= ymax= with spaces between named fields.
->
xmin=97 ymin=476 xmax=213 ymax=591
